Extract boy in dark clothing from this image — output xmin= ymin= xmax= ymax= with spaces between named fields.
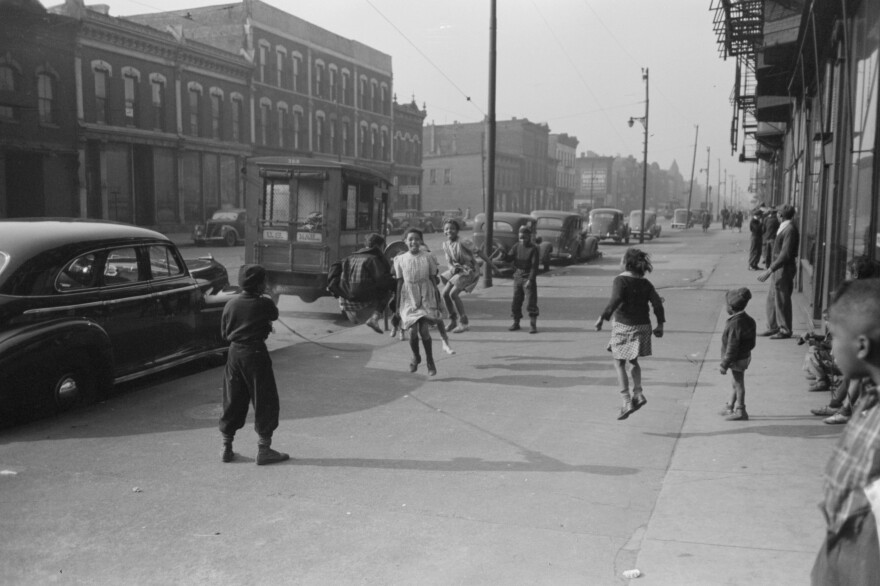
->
xmin=762 ymin=208 xmax=779 ymax=268
xmin=499 ymin=226 xmax=540 ymax=333
xmin=719 ymin=287 xmax=757 ymax=421
xmin=219 ymin=264 xmax=289 ymax=465
xmin=333 ymin=233 xmax=396 ymax=334
xmin=811 ymin=278 xmax=880 ymax=585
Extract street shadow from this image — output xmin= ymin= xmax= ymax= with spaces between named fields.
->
xmin=645 ymin=424 xmax=840 ymax=440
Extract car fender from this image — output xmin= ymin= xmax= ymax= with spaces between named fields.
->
xmin=0 ymin=318 xmax=114 ymax=397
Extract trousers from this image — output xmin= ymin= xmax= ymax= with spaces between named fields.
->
xmin=219 ymin=342 xmax=280 ymax=438
xmin=511 ymin=270 xmax=538 ymax=319
xmin=766 ymin=264 xmax=795 ymax=334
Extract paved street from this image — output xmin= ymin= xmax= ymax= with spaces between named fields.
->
xmin=0 ymin=226 xmax=835 ymax=585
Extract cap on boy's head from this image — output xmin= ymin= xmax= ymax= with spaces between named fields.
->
xmin=239 ymin=264 xmax=267 ymax=292
xmin=726 ymin=287 xmax=752 ymax=312
xmin=519 ymin=226 xmax=531 ymax=235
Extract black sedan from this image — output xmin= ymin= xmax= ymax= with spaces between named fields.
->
xmin=0 ymin=219 xmax=236 ymax=423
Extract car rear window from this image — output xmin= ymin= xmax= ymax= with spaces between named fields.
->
xmin=212 ymin=212 xmax=239 ymax=221
xmin=57 ymin=253 xmax=99 ymax=291
xmin=536 ymin=218 xmax=563 ymax=229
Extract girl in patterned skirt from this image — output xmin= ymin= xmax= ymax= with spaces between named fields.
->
xmin=595 ymin=248 xmax=665 ymax=420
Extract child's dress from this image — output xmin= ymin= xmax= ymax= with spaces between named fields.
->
xmin=441 ymin=238 xmax=481 ymax=293
xmin=601 ymin=272 xmax=664 ymax=360
xmin=393 ymin=250 xmax=445 ymax=330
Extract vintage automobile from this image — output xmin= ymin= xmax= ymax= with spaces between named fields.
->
xmin=586 ymin=208 xmax=630 ymax=243
xmin=671 ymin=208 xmax=696 ymax=229
xmin=473 ymin=212 xmax=552 ymax=275
xmin=530 ymin=210 xmax=600 ymax=264
xmin=0 ymin=219 xmax=236 ymax=424
xmin=389 ymin=209 xmax=439 ymax=234
xmin=628 ymin=210 xmax=662 ymax=240
xmin=192 ymin=208 xmax=247 ymax=247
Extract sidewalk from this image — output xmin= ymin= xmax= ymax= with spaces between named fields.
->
xmin=635 ymin=229 xmax=836 ymax=585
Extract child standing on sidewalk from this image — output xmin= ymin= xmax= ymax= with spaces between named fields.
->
xmin=595 ymin=248 xmax=665 ymax=420
xmin=719 ymin=287 xmax=757 ymax=421
xmin=811 ymin=278 xmax=880 ymax=584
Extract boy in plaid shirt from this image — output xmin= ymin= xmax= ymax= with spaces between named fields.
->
xmin=812 ymin=278 xmax=880 ymax=584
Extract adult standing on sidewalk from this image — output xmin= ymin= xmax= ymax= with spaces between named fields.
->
xmin=762 ymin=207 xmax=779 ymax=268
xmin=748 ymin=209 xmax=764 ymax=270
xmin=758 ymin=204 xmax=799 ymax=340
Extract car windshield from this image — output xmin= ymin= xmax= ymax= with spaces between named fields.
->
xmin=212 ymin=212 xmax=239 ymax=221
xmin=592 ymin=213 xmax=616 ymax=222
xmin=535 ymin=217 xmax=564 ymax=229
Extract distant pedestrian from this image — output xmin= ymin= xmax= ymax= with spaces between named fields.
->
xmin=762 ymin=208 xmax=779 ymax=268
xmin=719 ymin=288 xmax=757 ymax=421
xmin=498 ymin=225 xmax=540 ymax=333
xmin=748 ymin=210 xmax=764 ymax=270
xmin=219 ymin=264 xmax=289 ymax=465
xmin=394 ymin=228 xmax=452 ymax=376
xmin=701 ymin=210 xmax=711 ymax=232
xmin=733 ymin=210 xmax=744 ymax=232
xmin=758 ymin=204 xmax=799 ymax=339
xmin=720 ymin=207 xmax=730 ymax=230
xmin=440 ymin=218 xmax=487 ymax=333
xmin=595 ymin=248 xmax=665 ymax=420
xmin=811 ymin=278 xmax=880 ymax=585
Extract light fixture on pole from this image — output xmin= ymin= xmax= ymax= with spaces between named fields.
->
xmin=627 ymin=68 xmax=649 ymax=244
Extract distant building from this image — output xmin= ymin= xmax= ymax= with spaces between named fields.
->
xmin=422 ymin=118 xmax=551 ymax=215
xmin=392 ymin=97 xmax=427 ymax=210
xmin=548 ymin=133 xmax=579 ymax=211
xmin=0 ymin=0 xmax=78 ymax=218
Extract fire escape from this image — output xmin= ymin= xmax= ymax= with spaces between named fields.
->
xmin=711 ymin=0 xmax=763 ymax=160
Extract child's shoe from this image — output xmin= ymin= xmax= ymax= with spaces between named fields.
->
xmin=617 ymin=401 xmax=636 ymax=420
xmin=719 ymin=403 xmax=734 ymax=416
xmin=632 ymin=393 xmax=647 ymax=411
xmin=824 ymin=411 xmax=850 ymax=425
xmin=452 ymin=323 xmax=469 ymax=333
xmin=442 ymin=340 xmax=455 ymax=355
xmin=724 ymin=406 xmax=749 ymax=421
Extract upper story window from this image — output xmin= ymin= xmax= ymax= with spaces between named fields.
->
xmin=0 ymin=63 xmax=18 ymax=120
xmin=444 ymin=169 xmax=452 ymax=184
xmin=231 ymin=95 xmax=243 ymax=142
xmin=381 ymin=128 xmax=389 ymax=161
xmin=210 ymin=90 xmax=223 ymax=140
xmin=358 ymin=76 xmax=366 ymax=109
xmin=370 ymin=80 xmax=377 ymax=112
xmin=293 ymin=108 xmax=303 ymax=149
xmin=276 ymin=48 xmax=287 ymax=87
xmin=277 ymin=105 xmax=288 ymax=148
xmin=258 ymin=42 xmax=269 ymax=84
xmin=291 ymin=53 xmax=302 ymax=92
xmin=123 ymin=68 xmax=140 ymax=126
xmin=381 ymin=84 xmax=389 ymax=115
xmin=150 ymin=75 xmax=166 ymax=131
xmin=314 ymin=61 xmax=324 ymax=97
xmin=330 ymin=116 xmax=337 ymax=155
xmin=341 ymin=70 xmax=350 ymax=105
xmin=188 ymin=83 xmax=202 ymax=136
xmin=93 ymin=64 xmax=110 ymax=124
xmin=260 ymin=100 xmax=271 ymax=145
xmin=329 ymin=67 xmax=337 ymax=102
xmin=342 ymin=119 xmax=350 ymax=157
xmin=359 ymin=122 xmax=368 ymax=157
xmin=315 ymin=112 xmax=325 ymax=152
xmin=37 ymin=71 xmax=55 ymax=124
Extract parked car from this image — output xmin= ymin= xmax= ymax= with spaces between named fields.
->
xmin=193 ymin=208 xmax=247 ymax=247
xmin=586 ymin=208 xmax=630 ymax=243
xmin=473 ymin=212 xmax=552 ymax=275
xmin=530 ymin=210 xmax=600 ymax=264
xmin=0 ymin=219 xmax=237 ymax=424
xmin=388 ymin=209 xmax=441 ymax=234
xmin=670 ymin=208 xmax=695 ymax=229
xmin=628 ymin=210 xmax=662 ymax=240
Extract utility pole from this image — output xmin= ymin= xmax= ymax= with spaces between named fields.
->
xmin=638 ymin=68 xmax=649 ymax=244
xmin=703 ymin=146 xmax=710 ymax=214
xmin=484 ymin=0 xmax=496 ymax=288
xmin=716 ymin=159 xmax=721 ymax=220
xmin=685 ymin=125 xmax=699 ymax=228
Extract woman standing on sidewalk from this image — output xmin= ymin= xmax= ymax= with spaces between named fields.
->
xmin=595 ymin=248 xmax=665 ymax=420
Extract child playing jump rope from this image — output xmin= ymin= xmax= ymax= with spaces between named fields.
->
xmin=595 ymin=248 xmax=665 ymax=420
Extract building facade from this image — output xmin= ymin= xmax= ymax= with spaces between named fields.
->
xmin=714 ymin=0 xmax=880 ymax=321
xmin=0 ymin=0 xmax=78 ymax=218
xmin=392 ymin=97 xmax=427 ymax=210
xmin=547 ymin=133 xmax=579 ymax=211
xmin=422 ymin=118 xmax=552 ymax=215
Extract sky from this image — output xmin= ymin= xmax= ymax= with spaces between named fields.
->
xmin=92 ymin=0 xmax=756 ymax=207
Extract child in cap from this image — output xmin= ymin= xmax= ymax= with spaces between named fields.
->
xmin=811 ymin=278 xmax=880 ymax=583
xmin=719 ymin=287 xmax=757 ymax=421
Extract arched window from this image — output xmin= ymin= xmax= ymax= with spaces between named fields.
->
xmin=314 ymin=60 xmax=324 ymax=98
xmin=91 ymin=60 xmax=112 ymax=124
xmin=0 ymin=56 xmax=20 ymax=120
xmin=150 ymin=73 xmax=167 ymax=131
xmin=231 ymin=93 xmax=244 ymax=142
xmin=122 ymin=66 xmax=140 ymax=126
xmin=292 ymin=107 xmax=303 ymax=149
xmin=209 ymin=88 xmax=224 ymax=140
xmin=187 ymin=82 xmax=203 ymax=136
xmin=291 ymin=52 xmax=302 ymax=92
xmin=259 ymin=98 xmax=272 ymax=145
xmin=315 ymin=112 xmax=325 ymax=152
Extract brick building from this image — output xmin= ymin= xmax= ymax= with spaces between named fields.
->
xmin=0 ymin=0 xmax=78 ymax=218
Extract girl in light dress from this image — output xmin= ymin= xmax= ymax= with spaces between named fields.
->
xmin=440 ymin=218 xmax=484 ymax=333
xmin=393 ymin=228 xmax=453 ymax=375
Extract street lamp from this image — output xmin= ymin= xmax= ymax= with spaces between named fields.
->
xmin=627 ymin=68 xmax=649 ymax=244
